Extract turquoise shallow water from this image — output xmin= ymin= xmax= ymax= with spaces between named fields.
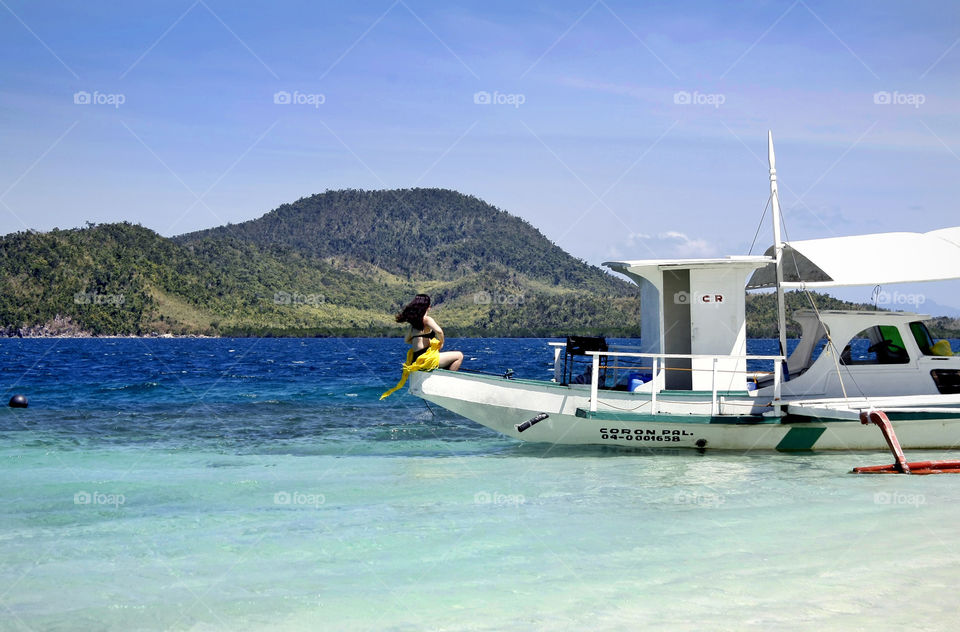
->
xmin=2 ymin=338 xmax=960 ymax=631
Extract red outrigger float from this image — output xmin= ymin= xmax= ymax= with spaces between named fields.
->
xmin=853 ymin=410 xmax=960 ymax=474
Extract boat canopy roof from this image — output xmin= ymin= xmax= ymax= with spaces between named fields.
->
xmin=747 ymin=227 xmax=960 ymax=289
xmin=604 ymin=255 xmax=771 ymax=282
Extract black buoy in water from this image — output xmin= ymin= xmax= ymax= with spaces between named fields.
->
xmin=9 ymin=394 xmax=28 ymax=408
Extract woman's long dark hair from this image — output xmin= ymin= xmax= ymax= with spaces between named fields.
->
xmin=395 ymin=294 xmax=431 ymax=330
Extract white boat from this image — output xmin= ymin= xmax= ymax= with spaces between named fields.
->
xmin=409 ymin=133 xmax=960 ymax=451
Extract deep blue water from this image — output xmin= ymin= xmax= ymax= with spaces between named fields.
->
xmin=0 ymin=337 xmax=568 ymax=455
xmin=3 ymin=337 xmax=960 ymax=631
xmin=3 ymin=336 xmax=946 ymax=452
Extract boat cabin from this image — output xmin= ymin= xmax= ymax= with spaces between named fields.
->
xmin=772 ymin=310 xmax=960 ymax=398
xmin=604 ymin=256 xmax=771 ymax=392
xmin=742 ymin=224 xmax=960 ymax=401
xmin=601 ymin=258 xmax=960 ymax=401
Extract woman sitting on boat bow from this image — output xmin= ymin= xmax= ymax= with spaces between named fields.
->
xmin=380 ymin=294 xmax=462 ymax=399
xmin=398 ymin=294 xmax=463 ymax=370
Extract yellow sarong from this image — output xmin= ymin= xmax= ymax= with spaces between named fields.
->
xmin=380 ymin=338 xmax=442 ymax=399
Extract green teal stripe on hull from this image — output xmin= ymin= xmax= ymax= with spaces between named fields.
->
xmin=776 ymin=427 xmax=827 ymax=451
xmin=655 ymin=390 xmax=752 ymax=398
xmin=885 ymin=411 xmax=960 ymax=421
xmin=575 ymin=408 xmax=775 ymax=424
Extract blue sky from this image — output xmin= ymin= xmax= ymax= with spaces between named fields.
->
xmin=3 ymin=0 xmax=960 ymax=312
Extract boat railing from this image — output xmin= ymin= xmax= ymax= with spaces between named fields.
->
xmin=583 ymin=350 xmax=786 ymax=416
xmin=549 ymin=341 xmax=644 ymax=384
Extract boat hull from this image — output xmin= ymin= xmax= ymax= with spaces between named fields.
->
xmin=409 ymin=370 xmax=960 ymax=451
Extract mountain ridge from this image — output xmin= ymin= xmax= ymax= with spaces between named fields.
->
xmin=2 ymin=188 xmax=956 ymax=338
xmin=174 ymin=188 xmax=627 ymax=291
xmin=0 ymin=189 xmax=639 ymax=336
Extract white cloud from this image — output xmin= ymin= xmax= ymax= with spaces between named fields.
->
xmin=606 ymin=230 xmax=718 ymax=260
xmin=654 ymin=231 xmax=715 ymax=257
xmin=557 ymin=77 xmax=658 ymax=103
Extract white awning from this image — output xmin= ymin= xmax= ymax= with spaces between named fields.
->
xmin=746 ymin=227 xmax=960 ymax=289
xmin=605 ymin=256 xmax=772 ymax=285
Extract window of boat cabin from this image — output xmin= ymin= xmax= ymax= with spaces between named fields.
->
xmin=909 ymin=321 xmax=935 ymax=355
xmin=840 ymin=325 xmax=910 ymax=365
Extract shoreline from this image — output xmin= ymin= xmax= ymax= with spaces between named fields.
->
xmin=0 ymin=334 xmax=398 ymax=340
xmin=6 ymin=332 xmax=960 ymax=342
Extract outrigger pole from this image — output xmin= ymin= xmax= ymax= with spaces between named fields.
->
xmin=768 ymin=131 xmax=789 ymax=379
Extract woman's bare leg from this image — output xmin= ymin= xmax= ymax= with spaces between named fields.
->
xmin=438 ymin=351 xmax=463 ymax=371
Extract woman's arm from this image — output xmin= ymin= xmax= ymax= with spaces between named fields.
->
xmin=404 ymin=326 xmax=413 ymax=344
xmin=423 ymin=315 xmax=444 ymax=348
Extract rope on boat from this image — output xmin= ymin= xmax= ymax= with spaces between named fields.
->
xmin=748 ymin=193 xmax=773 ymax=255
xmin=596 ymin=399 xmax=651 ymax=413
xmin=458 ymin=368 xmax=517 ymax=379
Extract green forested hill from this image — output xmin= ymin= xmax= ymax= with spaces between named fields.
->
xmin=0 ymin=190 xmax=639 ymax=336
xmin=1 ymin=188 xmax=955 ymax=337
xmin=0 ymin=221 xmax=415 ymax=335
xmin=175 ymin=188 xmax=626 ymax=291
